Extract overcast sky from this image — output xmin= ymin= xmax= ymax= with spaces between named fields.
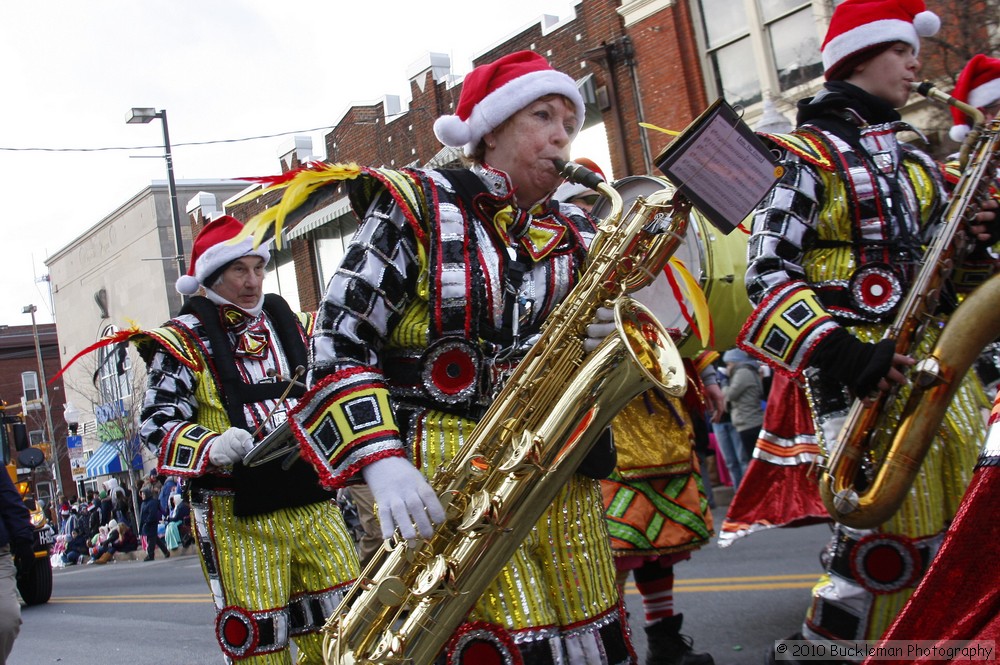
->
xmin=0 ymin=0 xmax=613 ymax=328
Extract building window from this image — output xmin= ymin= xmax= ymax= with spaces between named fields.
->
xmin=264 ymin=246 xmax=300 ymax=312
xmin=697 ymin=0 xmax=823 ymax=108
xmin=97 ymin=325 xmax=131 ymax=403
xmin=21 ymin=371 xmax=39 ymax=405
xmin=314 ymin=218 xmax=359 ymax=291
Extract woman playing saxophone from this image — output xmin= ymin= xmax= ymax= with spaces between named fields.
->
xmin=277 ymin=51 xmax=635 ymax=664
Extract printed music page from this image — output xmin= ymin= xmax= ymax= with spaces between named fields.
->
xmin=655 ymin=99 xmax=779 ymax=234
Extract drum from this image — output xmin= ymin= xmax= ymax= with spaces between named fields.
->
xmin=591 ymin=175 xmax=752 ymax=357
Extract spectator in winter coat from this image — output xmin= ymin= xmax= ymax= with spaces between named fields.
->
xmin=89 ymin=520 xmax=138 ymax=564
xmin=157 ymin=476 xmax=178 ymax=515
xmin=722 ymin=348 xmax=765 ymax=459
xmin=138 ymin=488 xmax=169 ymax=562
xmin=62 ymin=529 xmax=91 ymax=566
xmin=0 ymin=467 xmax=34 ymax=661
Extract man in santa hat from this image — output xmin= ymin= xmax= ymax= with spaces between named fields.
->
xmin=946 ymin=53 xmax=1000 ymax=143
xmin=717 ymin=0 xmax=998 ymax=661
xmin=135 ymin=215 xmax=359 ymax=663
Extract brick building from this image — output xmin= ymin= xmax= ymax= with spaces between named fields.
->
xmin=224 ymin=0 xmax=993 ymax=314
xmin=0 ymin=322 xmax=69 ymax=509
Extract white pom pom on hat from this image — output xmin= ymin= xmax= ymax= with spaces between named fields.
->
xmin=821 ymin=0 xmax=940 ymax=80
xmin=176 ymin=215 xmax=271 ymax=295
xmin=948 ymin=54 xmax=1000 ymax=143
xmin=433 ymin=50 xmax=586 ymax=157
xmin=432 ymin=114 xmax=472 ymax=150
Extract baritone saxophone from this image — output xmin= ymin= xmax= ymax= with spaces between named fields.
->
xmin=321 ymin=159 xmax=690 ymax=665
xmin=819 ymin=81 xmax=1000 ymax=529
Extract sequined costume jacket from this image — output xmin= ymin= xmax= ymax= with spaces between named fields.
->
xmin=739 ymin=120 xmax=995 ymax=377
xmin=288 ymin=163 xmax=634 ymax=664
xmin=724 ymin=85 xmax=989 ymax=645
xmin=137 ymin=295 xmax=333 ymax=516
xmin=291 ymin=163 xmax=596 ymax=485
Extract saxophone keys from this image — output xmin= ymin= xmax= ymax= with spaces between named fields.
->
xmin=831 ymin=487 xmax=861 ymax=516
xmin=368 ymin=632 xmax=406 ymax=663
xmin=411 ymin=554 xmax=458 ymax=599
xmin=373 ymin=576 xmax=409 ymax=607
xmin=913 ymin=356 xmax=945 ymax=388
xmin=497 ymin=430 xmax=542 ymax=474
xmin=457 ymin=489 xmax=498 ymax=534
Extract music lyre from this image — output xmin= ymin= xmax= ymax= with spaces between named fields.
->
xmin=252 ymin=365 xmax=306 ymax=439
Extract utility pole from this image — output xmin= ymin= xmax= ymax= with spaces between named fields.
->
xmin=22 ymin=304 xmax=62 ymax=497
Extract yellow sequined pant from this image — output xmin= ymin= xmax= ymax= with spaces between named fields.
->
xmin=191 ymin=494 xmax=359 ymax=664
xmin=416 ymin=411 xmax=627 ymax=662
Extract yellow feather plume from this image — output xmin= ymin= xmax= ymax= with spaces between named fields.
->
xmin=639 ymin=122 xmax=681 ymax=137
xmin=231 ymin=162 xmax=363 ymax=249
xmin=667 ymin=256 xmax=712 ymax=347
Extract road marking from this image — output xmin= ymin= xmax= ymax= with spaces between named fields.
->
xmin=50 ymin=574 xmax=820 ymax=604
xmin=625 ymin=573 xmax=816 ymax=594
xmin=50 ymin=593 xmax=211 ymax=604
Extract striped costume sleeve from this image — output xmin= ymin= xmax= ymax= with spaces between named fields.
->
xmin=738 ymin=154 xmax=839 ymax=376
xmin=294 ymin=176 xmax=422 ymax=486
xmin=139 ymin=347 xmax=220 ymax=477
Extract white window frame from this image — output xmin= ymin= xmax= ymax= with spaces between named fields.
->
xmin=692 ymin=0 xmax=832 ymax=120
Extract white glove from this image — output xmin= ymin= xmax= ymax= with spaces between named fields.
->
xmin=361 ymin=456 xmax=445 ymax=540
xmin=583 ymin=306 xmax=617 ymax=352
xmin=208 ymin=428 xmax=255 ymax=466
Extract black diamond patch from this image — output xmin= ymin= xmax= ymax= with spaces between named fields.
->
xmin=313 ymin=414 xmax=343 ymax=458
xmin=344 ymin=395 xmax=382 ymax=432
xmin=175 ymin=445 xmax=195 ymax=468
xmin=762 ymin=328 xmax=792 ymax=358
xmin=782 ymin=301 xmax=816 ymax=327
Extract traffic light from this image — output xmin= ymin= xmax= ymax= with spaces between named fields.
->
xmin=10 ymin=423 xmax=28 ymax=452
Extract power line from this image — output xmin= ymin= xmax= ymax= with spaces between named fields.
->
xmin=0 ymin=124 xmax=337 ymax=153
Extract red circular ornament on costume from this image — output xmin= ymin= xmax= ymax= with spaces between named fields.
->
xmin=446 ymin=621 xmax=523 ymax=665
xmin=849 ymin=533 xmax=920 ymax=594
xmin=217 ymin=606 xmax=258 ymax=658
xmin=849 ymin=263 xmax=902 ymax=318
xmin=422 ymin=339 xmax=482 ymax=403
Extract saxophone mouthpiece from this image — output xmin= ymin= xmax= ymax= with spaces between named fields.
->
xmin=912 ymin=80 xmax=934 ymax=96
xmin=552 ymin=159 xmax=605 ymax=191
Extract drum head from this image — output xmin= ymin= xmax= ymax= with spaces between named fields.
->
xmin=592 ymin=175 xmax=751 ymax=355
xmin=592 ymin=176 xmax=707 ymax=334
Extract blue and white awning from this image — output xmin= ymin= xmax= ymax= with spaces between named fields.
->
xmin=85 ymin=442 xmax=141 ymax=478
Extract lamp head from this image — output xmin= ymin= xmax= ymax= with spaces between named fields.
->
xmin=21 ymin=304 xmax=36 ymax=314
xmin=126 ymin=107 xmax=158 ymax=124
xmin=64 ymin=402 xmax=81 ymax=435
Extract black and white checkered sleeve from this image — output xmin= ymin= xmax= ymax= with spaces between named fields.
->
xmin=745 ymin=155 xmax=823 ymax=305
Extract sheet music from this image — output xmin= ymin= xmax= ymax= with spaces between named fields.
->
xmin=655 ymin=99 xmax=779 ymax=234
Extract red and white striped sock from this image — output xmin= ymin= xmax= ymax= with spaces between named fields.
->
xmin=635 ymin=572 xmax=675 ymax=625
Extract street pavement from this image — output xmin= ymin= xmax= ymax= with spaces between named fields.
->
xmin=12 ymin=492 xmax=834 ymax=665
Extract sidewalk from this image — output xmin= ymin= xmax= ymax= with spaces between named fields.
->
xmin=55 ymin=543 xmax=199 ymax=568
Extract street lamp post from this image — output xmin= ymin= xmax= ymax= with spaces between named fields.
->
xmin=22 ymin=304 xmax=62 ymax=498
xmin=126 ymin=107 xmax=186 ymax=287
xmin=64 ymin=402 xmax=84 ymax=498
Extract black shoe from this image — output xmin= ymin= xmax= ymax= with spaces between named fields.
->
xmin=143 ymin=556 xmax=154 ymax=561
xmin=644 ymin=614 xmax=714 ymax=665
xmin=164 ymin=551 xmax=170 ymax=558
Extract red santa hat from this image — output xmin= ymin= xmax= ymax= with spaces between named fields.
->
xmin=554 ymin=157 xmax=607 ymax=202
xmin=434 ymin=50 xmax=586 ymax=157
xmin=821 ymin=0 xmax=940 ymax=81
xmin=175 ymin=215 xmax=271 ymax=295
xmin=949 ymin=54 xmax=1000 ymax=142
